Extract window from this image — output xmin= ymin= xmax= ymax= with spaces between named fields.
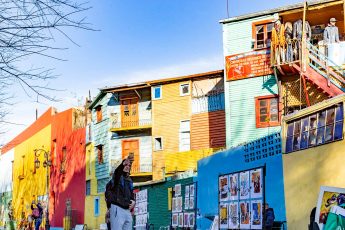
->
xmin=179 ymin=120 xmax=190 ymax=152
xmin=154 ymin=137 xmax=163 ymax=151
xmin=86 ymin=180 xmax=91 ymax=196
xmin=180 ymin=83 xmax=190 ymax=96
xmin=286 ymin=103 xmax=343 ymax=153
xmin=255 ymin=95 xmax=279 ymax=128
xmin=95 ymin=106 xmax=102 ymax=122
xmin=252 ymin=20 xmax=274 ymax=49
xmin=152 ymin=86 xmax=162 ymax=100
xmin=94 ymin=197 xmax=100 ymax=216
xmin=96 ymin=145 xmax=104 ymax=164
xmin=60 ymin=146 xmax=67 ymax=174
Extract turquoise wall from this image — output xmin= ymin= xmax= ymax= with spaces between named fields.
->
xmin=222 ymin=15 xmax=281 ymax=148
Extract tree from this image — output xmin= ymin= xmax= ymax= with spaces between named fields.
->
xmin=0 ymin=0 xmax=92 ymax=122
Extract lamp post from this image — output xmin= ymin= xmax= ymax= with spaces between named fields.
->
xmin=34 ymin=148 xmax=52 ymax=230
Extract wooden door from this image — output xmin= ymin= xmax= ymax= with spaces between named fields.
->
xmin=122 ymin=140 xmax=139 ymax=173
xmin=121 ymin=98 xmax=139 ymax=127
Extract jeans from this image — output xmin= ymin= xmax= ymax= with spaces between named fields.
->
xmin=34 ymin=218 xmax=42 ymax=230
xmin=286 ymin=43 xmax=293 ymax=62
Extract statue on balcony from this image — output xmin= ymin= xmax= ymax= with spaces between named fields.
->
xmin=293 ymin=19 xmax=311 ymax=61
xmin=271 ymin=18 xmax=285 ymax=65
xmin=324 ymin=18 xmax=340 ymax=44
xmin=285 ymin=22 xmax=294 ymax=62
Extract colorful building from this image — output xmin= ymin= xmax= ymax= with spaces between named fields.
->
xmin=2 ymin=107 xmax=86 ymax=229
xmin=282 ymin=95 xmax=345 ymax=229
xmin=149 ymin=70 xmax=225 ymax=180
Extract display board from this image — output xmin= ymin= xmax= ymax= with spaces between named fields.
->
xmin=171 ymin=183 xmax=197 ymax=229
xmin=218 ymin=167 xmax=265 ymax=230
xmin=134 ymin=189 xmax=148 ymax=229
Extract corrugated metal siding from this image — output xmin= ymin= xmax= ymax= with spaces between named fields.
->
xmin=92 ymin=93 xmax=113 ymax=180
xmin=136 ymin=177 xmax=193 ymax=228
xmin=222 ymin=15 xmax=272 ymax=56
xmin=152 ymin=81 xmax=191 ymax=180
xmin=227 ymin=75 xmax=281 ymax=148
xmin=192 ymin=94 xmax=225 ymax=114
xmin=191 ymin=111 xmax=226 ymax=150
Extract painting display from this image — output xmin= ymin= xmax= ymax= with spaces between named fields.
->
xmin=315 ymin=186 xmax=345 ymax=230
xmin=228 ymin=202 xmax=239 ymax=229
xmin=219 ymin=175 xmax=229 ymax=201
xmin=218 ymin=167 xmax=264 ymax=230
xmin=135 ymin=189 xmax=148 ymax=228
xmin=251 ymin=200 xmax=262 ymax=229
xmin=250 ymin=169 xmax=262 ymax=199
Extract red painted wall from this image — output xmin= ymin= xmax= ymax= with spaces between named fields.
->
xmin=49 ymin=108 xmax=86 ymax=227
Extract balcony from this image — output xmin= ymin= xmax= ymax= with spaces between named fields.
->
xmin=130 ymin=163 xmax=152 ymax=177
xmin=110 ymin=118 xmax=152 ymax=132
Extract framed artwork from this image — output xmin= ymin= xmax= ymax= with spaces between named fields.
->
xmin=220 ymin=203 xmax=228 ymax=229
xmin=228 ymin=202 xmax=239 ymax=229
xmin=240 ymin=201 xmax=250 ymax=229
xmin=219 ymin=175 xmax=229 ymax=201
xmin=176 ymin=196 xmax=183 ymax=212
xmin=184 ymin=197 xmax=189 ymax=210
xmin=189 ymin=213 xmax=195 ymax=227
xmin=250 ymin=200 xmax=262 ymax=229
xmin=229 ymin=173 xmax=239 ymax=201
xmin=184 ymin=213 xmax=189 ymax=227
xmin=189 ymin=198 xmax=194 ymax=210
xmin=185 ymin=185 xmax=190 ymax=198
xmin=315 ymin=186 xmax=345 ymax=230
xmin=172 ymin=198 xmax=177 ymax=213
xmin=240 ymin=171 xmax=250 ymax=200
xmin=250 ymin=169 xmax=262 ymax=199
xmin=190 ymin=184 xmax=195 ymax=197
xmin=175 ymin=184 xmax=181 ymax=197
xmin=178 ymin=213 xmax=184 ymax=227
xmin=172 ymin=213 xmax=178 ymax=227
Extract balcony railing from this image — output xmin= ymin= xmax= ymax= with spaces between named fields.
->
xmin=110 ymin=118 xmax=152 ymax=131
xmin=130 ymin=163 xmax=152 ymax=175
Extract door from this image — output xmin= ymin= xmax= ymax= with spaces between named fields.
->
xmin=122 ymin=140 xmax=139 ymax=173
xmin=121 ymin=98 xmax=139 ymax=127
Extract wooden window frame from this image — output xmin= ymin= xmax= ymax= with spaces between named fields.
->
xmin=96 ymin=145 xmax=104 ymax=164
xmin=95 ymin=105 xmax=102 ymax=123
xmin=154 ymin=137 xmax=163 ymax=151
xmin=252 ymin=19 xmax=274 ymax=50
xmin=255 ymin=95 xmax=280 ymax=128
xmin=180 ymin=83 xmax=190 ymax=96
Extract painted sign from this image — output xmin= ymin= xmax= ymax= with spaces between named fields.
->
xmin=225 ymin=49 xmax=272 ymax=81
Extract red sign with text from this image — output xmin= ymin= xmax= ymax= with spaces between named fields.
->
xmin=225 ymin=50 xmax=272 ymax=81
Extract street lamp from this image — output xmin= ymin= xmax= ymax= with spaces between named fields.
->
xmin=34 ymin=148 xmax=52 ymax=230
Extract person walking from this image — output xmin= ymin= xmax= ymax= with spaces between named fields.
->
xmin=264 ymin=203 xmax=275 ymax=230
xmin=31 ymin=202 xmax=43 ymax=230
xmin=108 ymin=154 xmax=135 ymax=230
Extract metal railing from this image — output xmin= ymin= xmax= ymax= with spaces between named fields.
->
xmin=271 ymin=39 xmax=302 ymax=66
xmin=111 ymin=118 xmax=152 ymax=129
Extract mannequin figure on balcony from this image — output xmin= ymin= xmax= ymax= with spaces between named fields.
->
xmin=285 ymin=22 xmax=294 ymax=62
xmin=324 ymin=18 xmax=340 ymax=44
xmin=293 ymin=19 xmax=312 ymax=60
xmin=271 ymin=18 xmax=285 ymax=65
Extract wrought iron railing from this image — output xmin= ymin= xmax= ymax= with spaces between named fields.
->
xmin=111 ymin=118 xmax=152 ymax=129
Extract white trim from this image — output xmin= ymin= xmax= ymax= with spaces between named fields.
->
xmin=180 ymin=83 xmax=190 ymax=96
xmin=152 ymin=85 xmax=162 ymax=100
xmin=179 ymin=120 xmax=191 ymax=152
xmin=153 ymin=136 xmax=163 ymax=151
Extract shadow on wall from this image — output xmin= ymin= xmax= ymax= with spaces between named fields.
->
xmin=196 ymin=132 xmax=285 ymax=229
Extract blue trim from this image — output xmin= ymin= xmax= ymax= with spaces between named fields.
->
xmin=94 ymin=197 xmax=100 ymax=217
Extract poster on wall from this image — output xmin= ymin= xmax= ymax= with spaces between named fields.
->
xmin=189 ymin=213 xmax=195 ymax=227
xmin=189 ymin=198 xmax=194 ymax=210
xmin=315 ymin=186 xmax=345 ymax=230
xmin=229 ymin=173 xmax=239 ymax=201
xmin=228 ymin=202 xmax=240 ymax=229
xmin=185 ymin=185 xmax=190 ymax=198
xmin=240 ymin=201 xmax=250 ymax=229
xmin=176 ymin=196 xmax=183 ymax=212
xmin=219 ymin=203 xmax=228 ymax=229
xmin=190 ymin=184 xmax=195 ymax=197
xmin=178 ymin=213 xmax=184 ymax=227
xmin=184 ymin=197 xmax=189 ymax=210
xmin=172 ymin=213 xmax=178 ymax=227
xmin=175 ymin=184 xmax=181 ymax=196
xmin=184 ymin=213 xmax=189 ymax=227
xmin=250 ymin=200 xmax=262 ymax=229
xmin=219 ymin=175 xmax=229 ymax=201
xmin=225 ymin=49 xmax=272 ymax=81
xmin=250 ymin=169 xmax=263 ymax=199
xmin=172 ymin=198 xmax=177 ymax=213
xmin=240 ymin=171 xmax=250 ymax=200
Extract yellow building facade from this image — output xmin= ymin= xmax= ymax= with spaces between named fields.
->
xmin=13 ymin=125 xmax=51 ymax=222
xmin=282 ymin=95 xmax=345 ymax=229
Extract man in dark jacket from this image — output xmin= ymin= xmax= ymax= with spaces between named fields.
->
xmin=264 ymin=203 xmax=275 ymax=230
xmin=109 ymin=154 xmax=135 ymax=230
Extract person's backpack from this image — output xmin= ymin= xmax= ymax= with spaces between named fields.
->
xmin=105 ymin=178 xmax=115 ymax=208
xmin=32 ymin=208 xmax=40 ymax=219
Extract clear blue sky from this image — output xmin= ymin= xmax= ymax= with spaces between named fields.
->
xmin=1 ymin=0 xmax=302 ymax=145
